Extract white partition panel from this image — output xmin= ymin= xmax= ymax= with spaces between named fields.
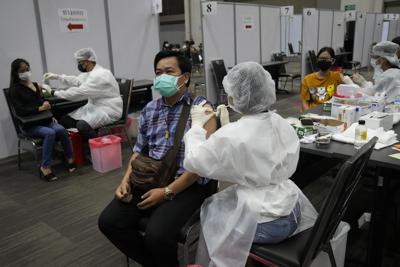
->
xmin=261 ymin=6 xmax=281 ymax=62
xmin=38 ymin=0 xmax=110 ymax=75
xmin=0 ymin=0 xmax=45 ymax=159
xmin=397 ymin=20 xmax=400 ymax=37
xmin=361 ymin=13 xmax=376 ymax=67
xmin=107 ymin=0 xmax=159 ymax=81
xmin=373 ymin=14 xmax=384 ymax=43
xmin=332 ymin=11 xmax=345 ymax=51
xmin=202 ymin=3 xmax=235 ymax=104
xmin=281 ymin=16 xmax=290 ymax=55
xmin=388 ymin=20 xmax=398 ymax=41
xmin=235 ymin=4 xmax=260 ymax=63
xmin=302 ymin=8 xmax=319 ymax=78
xmin=291 ymin=15 xmax=303 ymax=53
xmin=353 ymin=12 xmax=366 ymax=63
xmin=318 ymin=10 xmax=334 ymax=51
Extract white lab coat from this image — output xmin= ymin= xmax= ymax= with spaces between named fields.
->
xmin=362 ymin=68 xmax=400 ymax=102
xmin=54 ymin=64 xmax=122 ymax=128
xmin=184 ymin=112 xmax=317 ymax=267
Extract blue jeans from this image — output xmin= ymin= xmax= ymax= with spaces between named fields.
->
xmin=22 ymin=122 xmax=73 ymax=167
xmin=253 ymin=202 xmax=301 ymax=244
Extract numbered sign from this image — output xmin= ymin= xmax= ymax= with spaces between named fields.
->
xmin=152 ymin=0 xmax=162 ymax=14
xmin=358 ymin=13 xmax=365 ymax=20
xmin=304 ymin=8 xmax=316 ymax=17
xmin=281 ymin=6 xmax=294 ymax=17
xmin=345 ymin=11 xmax=356 ymax=21
xmin=203 ymin=2 xmax=217 ymax=16
xmin=383 ymin=14 xmax=391 ymax=21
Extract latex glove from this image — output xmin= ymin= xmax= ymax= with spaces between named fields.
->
xmin=43 ymin=72 xmax=60 ymax=81
xmin=351 ymin=73 xmax=367 ymax=87
xmin=191 ymin=100 xmax=215 ymax=127
xmin=342 ymin=75 xmax=354 ymax=85
xmin=216 ymin=104 xmax=230 ymax=127
xmin=41 ymin=84 xmax=52 ymax=94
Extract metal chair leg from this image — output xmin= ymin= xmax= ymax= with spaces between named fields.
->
xmin=17 ymin=140 xmax=21 ymax=170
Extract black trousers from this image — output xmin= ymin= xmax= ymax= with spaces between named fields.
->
xmin=98 ymin=183 xmax=208 ymax=267
xmin=59 ymin=115 xmax=97 ymax=142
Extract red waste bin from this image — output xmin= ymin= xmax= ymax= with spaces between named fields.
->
xmin=68 ymin=130 xmax=84 ymax=166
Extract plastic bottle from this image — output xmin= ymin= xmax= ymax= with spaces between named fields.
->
xmin=354 ymin=120 xmax=367 ymax=149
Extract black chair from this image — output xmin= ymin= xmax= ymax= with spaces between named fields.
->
xmin=3 ymin=88 xmax=44 ymax=171
xmin=307 ymin=50 xmax=318 ymax=73
xmin=249 ymin=137 xmax=378 ymax=267
xmin=210 ymin=59 xmax=228 ymax=105
xmin=272 ymin=53 xmax=301 ymax=93
xmin=338 ymin=47 xmax=360 ymax=71
xmin=127 ymin=180 xmax=219 ymax=266
xmin=97 ymin=78 xmax=133 ymax=149
xmin=288 ymin=43 xmax=301 ymax=56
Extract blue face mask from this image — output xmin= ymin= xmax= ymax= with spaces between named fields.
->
xmin=153 ymin=74 xmax=185 ymax=97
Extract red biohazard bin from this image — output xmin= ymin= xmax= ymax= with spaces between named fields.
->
xmin=67 ymin=129 xmax=84 ymax=166
xmin=89 ymin=135 xmax=122 ymax=173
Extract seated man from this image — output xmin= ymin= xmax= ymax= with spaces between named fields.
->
xmin=98 ymin=50 xmax=217 ymax=267
xmin=43 ymin=48 xmax=122 ymax=144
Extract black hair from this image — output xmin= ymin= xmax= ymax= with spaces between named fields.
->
xmin=10 ymin=58 xmax=30 ymax=87
xmin=317 ymin=47 xmax=336 ymax=59
xmin=153 ymin=50 xmax=192 ymax=86
xmin=392 ymin=36 xmax=400 ymax=46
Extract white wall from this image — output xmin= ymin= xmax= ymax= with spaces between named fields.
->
xmin=160 ymin=24 xmax=185 ymax=46
xmin=0 ymin=0 xmax=44 ymax=159
xmin=340 ymin=0 xmax=383 ymax=13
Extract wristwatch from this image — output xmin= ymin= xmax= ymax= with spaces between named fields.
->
xmin=164 ymin=186 xmax=175 ymax=201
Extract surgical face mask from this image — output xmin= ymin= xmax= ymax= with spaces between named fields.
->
xmin=317 ymin=60 xmax=332 ymax=71
xmin=153 ymin=74 xmax=185 ymax=97
xmin=18 ymin=71 xmax=32 ymax=81
xmin=78 ymin=62 xmax=87 ymax=72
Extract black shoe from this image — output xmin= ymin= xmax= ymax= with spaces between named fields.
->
xmin=39 ymin=167 xmax=58 ymax=182
xmin=66 ymin=162 xmax=77 ymax=173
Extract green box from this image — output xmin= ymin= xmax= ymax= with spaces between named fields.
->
xmin=323 ymin=102 xmax=332 ymax=112
xmin=292 ymin=125 xmax=317 ymax=139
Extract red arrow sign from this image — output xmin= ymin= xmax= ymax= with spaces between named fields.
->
xmin=67 ymin=23 xmax=83 ymax=31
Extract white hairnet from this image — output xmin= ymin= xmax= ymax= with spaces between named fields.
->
xmin=74 ymin=47 xmax=97 ymax=62
xmin=371 ymin=41 xmax=399 ymax=67
xmin=222 ymin=62 xmax=276 ymax=114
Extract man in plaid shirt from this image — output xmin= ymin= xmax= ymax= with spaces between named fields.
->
xmin=99 ymin=50 xmax=217 ymax=267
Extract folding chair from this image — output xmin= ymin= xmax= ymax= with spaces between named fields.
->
xmin=249 ymin=137 xmax=378 ymax=267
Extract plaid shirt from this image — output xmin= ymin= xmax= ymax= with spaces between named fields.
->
xmin=133 ymin=91 xmax=211 ymax=184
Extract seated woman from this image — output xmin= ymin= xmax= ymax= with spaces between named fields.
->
xmin=9 ymin=58 xmax=76 ymax=181
xmin=352 ymin=41 xmax=400 ymax=103
xmin=301 ymin=47 xmax=345 ymax=111
xmin=183 ymin=62 xmax=317 ymax=267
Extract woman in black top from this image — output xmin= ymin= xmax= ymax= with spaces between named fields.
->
xmin=9 ymin=58 xmax=76 ymax=181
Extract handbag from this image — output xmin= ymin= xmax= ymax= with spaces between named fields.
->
xmin=16 ymin=110 xmax=54 ymax=129
xmin=130 ymin=102 xmax=191 ymax=191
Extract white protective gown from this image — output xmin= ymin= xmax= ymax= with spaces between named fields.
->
xmin=184 ymin=111 xmax=317 ymax=267
xmin=54 ymin=64 xmax=122 ymax=128
xmin=362 ymin=68 xmax=400 ymax=102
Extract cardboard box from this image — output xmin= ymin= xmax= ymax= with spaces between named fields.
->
xmin=360 ymin=112 xmax=393 ymax=131
xmin=317 ymin=119 xmax=346 ymax=134
xmin=331 ymin=103 xmax=372 ymax=120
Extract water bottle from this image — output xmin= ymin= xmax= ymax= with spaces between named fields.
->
xmin=354 ymin=120 xmax=367 ymax=149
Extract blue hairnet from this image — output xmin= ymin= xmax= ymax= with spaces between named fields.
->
xmin=222 ymin=62 xmax=276 ymax=114
xmin=74 ymin=47 xmax=97 ymax=62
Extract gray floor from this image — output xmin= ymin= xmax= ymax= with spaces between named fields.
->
xmin=0 ymin=63 xmax=397 ymax=267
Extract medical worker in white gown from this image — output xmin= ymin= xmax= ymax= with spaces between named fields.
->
xmin=183 ymin=62 xmax=317 ymax=267
xmin=352 ymin=41 xmax=400 ymax=103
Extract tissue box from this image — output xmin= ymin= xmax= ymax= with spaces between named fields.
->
xmin=360 ymin=112 xmax=393 ymax=131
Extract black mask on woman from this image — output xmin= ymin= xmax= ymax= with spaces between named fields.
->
xmin=78 ymin=62 xmax=87 ymax=72
xmin=317 ymin=60 xmax=332 ymax=71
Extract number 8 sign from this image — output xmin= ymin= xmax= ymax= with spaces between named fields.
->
xmin=203 ymin=2 xmax=217 ymax=15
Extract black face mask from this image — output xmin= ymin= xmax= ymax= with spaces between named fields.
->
xmin=317 ymin=60 xmax=332 ymax=71
xmin=78 ymin=62 xmax=87 ymax=72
